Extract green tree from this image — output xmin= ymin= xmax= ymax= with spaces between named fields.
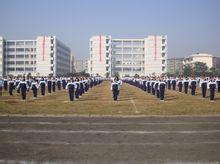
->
xmin=183 ymin=64 xmax=193 ymax=77
xmin=193 ymin=62 xmax=208 ymax=76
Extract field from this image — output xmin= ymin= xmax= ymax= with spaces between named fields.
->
xmin=0 ymin=81 xmax=220 ymax=115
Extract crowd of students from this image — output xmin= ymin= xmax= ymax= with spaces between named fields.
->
xmin=2 ymin=76 xmax=103 ymax=101
xmin=120 ymin=76 xmax=220 ymax=102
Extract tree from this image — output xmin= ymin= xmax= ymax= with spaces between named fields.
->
xmin=183 ymin=64 xmax=193 ymax=77
xmin=193 ymin=62 xmax=208 ymax=76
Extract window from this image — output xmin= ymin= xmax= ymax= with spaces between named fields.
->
xmin=16 ymin=48 xmax=24 ymax=52
xmin=25 ymin=67 xmax=33 ymax=71
xmin=7 ymin=61 xmax=15 ymax=65
xmin=7 ymin=48 xmax=15 ymax=52
xmin=7 ymin=42 xmax=15 ymax=45
xmin=16 ymin=61 xmax=24 ymax=65
xmin=51 ymin=60 xmax=53 ymax=64
xmin=7 ymin=55 xmax=15 ymax=58
xmin=51 ymin=67 xmax=53 ymax=71
xmin=25 ymin=61 xmax=29 ymax=65
xmin=7 ymin=68 xmax=15 ymax=71
xmin=50 ymin=53 xmax=54 ymax=57
xmin=16 ymin=55 xmax=24 ymax=58
xmin=16 ymin=41 xmax=24 ymax=46
xmin=25 ymin=41 xmax=33 ymax=45
xmin=16 ymin=67 xmax=24 ymax=71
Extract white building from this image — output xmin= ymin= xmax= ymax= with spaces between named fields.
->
xmin=75 ymin=59 xmax=88 ymax=73
xmin=0 ymin=36 xmax=71 ymax=77
xmin=88 ymin=35 xmax=167 ymax=77
xmin=183 ymin=53 xmax=213 ymax=68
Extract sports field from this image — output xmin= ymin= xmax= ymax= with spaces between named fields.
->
xmin=0 ymin=81 xmax=220 ymax=115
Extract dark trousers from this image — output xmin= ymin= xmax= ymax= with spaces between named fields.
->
xmin=21 ymin=89 xmax=26 ymax=100
xmin=41 ymin=87 xmax=45 ymax=96
xmin=178 ymin=84 xmax=183 ymax=92
xmin=9 ymin=87 xmax=13 ymax=96
xmin=184 ymin=85 xmax=188 ymax=94
xmin=69 ymin=90 xmax=74 ymax=101
xmin=33 ymin=89 xmax=37 ymax=98
xmin=210 ymin=85 xmax=216 ymax=100
xmin=58 ymin=84 xmax=61 ymax=90
xmin=147 ymin=85 xmax=151 ymax=93
xmin=113 ymin=90 xmax=118 ymax=101
xmin=75 ymin=89 xmax=79 ymax=99
xmin=191 ymin=86 xmax=196 ymax=95
xmin=160 ymin=88 xmax=165 ymax=100
xmin=201 ymin=84 xmax=207 ymax=98
xmin=172 ymin=83 xmax=176 ymax=90
xmin=48 ymin=85 xmax=52 ymax=93
xmin=168 ymin=83 xmax=171 ymax=90
xmin=52 ymin=85 xmax=56 ymax=92
xmin=156 ymin=90 xmax=160 ymax=99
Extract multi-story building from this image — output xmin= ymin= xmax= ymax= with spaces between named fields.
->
xmin=75 ymin=59 xmax=88 ymax=73
xmin=0 ymin=37 xmax=4 ymax=77
xmin=167 ymin=58 xmax=184 ymax=74
xmin=213 ymin=57 xmax=220 ymax=69
xmin=88 ymin=35 xmax=167 ymax=77
xmin=0 ymin=36 xmax=71 ymax=77
xmin=183 ymin=53 xmax=213 ymax=68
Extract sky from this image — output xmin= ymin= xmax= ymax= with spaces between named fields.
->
xmin=0 ymin=0 xmax=220 ymax=59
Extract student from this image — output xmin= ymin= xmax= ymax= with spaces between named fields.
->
xmin=200 ymin=78 xmax=208 ymax=98
xmin=183 ymin=77 xmax=189 ymax=94
xmin=39 ymin=78 xmax=47 ymax=96
xmin=66 ymin=78 xmax=77 ymax=101
xmin=159 ymin=79 xmax=166 ymax=101
xmin=74 ymin=78 xmax=80 ymax=99
xmin=190 ymin=78 xmax=197 ymax=96
xmin=154 ymin=80 xmax=160 ymax=99
xmin=47 ymin=77 xmax=52 ymax=94
xmin=216 ymin=77 xmax=220 ymax=92
xmin=171 ymin=78 xmax=177 ymax=90
xmin=167 ymin=78 xmax=171 ymax=90
xmin=111 ymin=77 xmax=120 ymax=101
xmin=57 ymin=78 xmax=62 ymax=90
xmin=15 ymin=77 xmax=20 ymax=93
xmin=30 ymin=78 xmax=39 ymax=99
xmin=62 ymin=77 xmax=67 ymax=89
xmin=150 ymin=79 xmax=156 ymax=95
xmin=52 ymin=77 xmax=56 ymax=92
xmin=177 ymin=78 xmax=183 ymax=92
xmin=208 ymin=79 xmax=216 ymax=102
xmin=8 ymin=77 xmax=15 ymax=96
xmin=146 ymin=80 xmax=151 ymax=93
xmin=17 ymin=77 xmax=29 ymax=100
xmin=3 ymin=77 xmax=8 ymax=91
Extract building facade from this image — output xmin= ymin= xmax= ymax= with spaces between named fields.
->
xmin=75 ymin=59 xmax=88 ymax=73
xmin=213 ymin=57 xmax=220 ymax=69
xmin=88 ymin=35 xmax=167 ymax=77
xmin=167 ymin=58 xmax=184 ymax=74
xmin=183 ymin=53 xmax=213 ymax=68
xmin=0 ymin=36 xmax=71 ymax=77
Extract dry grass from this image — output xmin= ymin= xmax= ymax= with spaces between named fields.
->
xmin=0 ymin=81 xmax=220 ymax=116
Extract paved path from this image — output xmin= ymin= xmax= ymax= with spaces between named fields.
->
xmin=0 ymin=116 xmax=220 ymax=163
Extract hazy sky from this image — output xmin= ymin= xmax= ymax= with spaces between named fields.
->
xmin=0 ymin=0 xmax=219 ymax=59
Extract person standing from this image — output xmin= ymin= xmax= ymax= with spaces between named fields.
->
xmin=8 ymin=77 xmax=15 ymax=96
xmin=30 ymin=78 xmax=39 ymax=99
xmin=66 ymin=78 xmax=77 ymax=101
xmin=208 ymin=79 xmax=216 ymax=102
xmin=111 ymin=77 xmax=120 ymax=101
xmin=190 ymin=78 xmax=197 ymax=96
xmin=183 ymin=77 xmax=189 ymax=94
xmin=39 ymin=78 xmax=47 ymax=96
xmin=3 ymin=77 xmax=8 ymax=91
xmin=52 ymin=77 xmax=56 ymax=92
xmin=171 ymin=78 xmax=177 ymax=90
xmin=159 ymin=79 xmax=166 ymax=101
xmin=200 ymin=78 xmax=208 ymax=98
xmin=177 ymin=78 xmax=183 ymax=92
xmin=47 ymin=77 xmax=52 ymax=94
xmin=17 ymin=77 xmax=29 ymax=100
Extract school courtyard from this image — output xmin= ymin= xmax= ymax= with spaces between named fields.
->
xmin=0 ymin=81 xmax=220 ymax=163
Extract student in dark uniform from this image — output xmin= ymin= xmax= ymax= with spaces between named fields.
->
xmin=3 ymin=77 xmax=8 ymax=91
xmin=15 ymin=77 xmax=20 ymax=93
xmin=62 ymin=78 xmax=67 ymax=89
xmin=57 ymin=78 xmax=62 ymax=90
xmin=190 ymin=78 xmax=197 ymax=96
xmin=216 ymin=78 xmax=220 ymax=92
xmin=159 ymin=79 xmax=166 ymax=101
xmin=52 ymin=77 xmax=56 ymax=92
xmin=171 ymin=78 xmax=177 ymax=90
xmin=111 ymin=77 xmax=120 ymax=101
xmin=167 ymin=78 xmax=171 ymax=90
xmin=177 ymin=78 xmax=183 ymax=92
xmin=183 ymin=77 xmax=189 ymax=94
xmin=200 ymin=78 xmax=208 ymax=98
xmin=208 ymin=79 xmax=216 ymax=102
xmin=66 ymin=78 xmax=77 ymax=101
xmin=17 ymin=77 xmax=29 ymax=100
xmin=151 ymin=80 xmax=156 ymax=95
xmin=146 ymin=80 xmax=151 ymax=93
xmin=74 ymin=78 xmax=80 ymax=99
xmin=39 ymin=78 xmax=47 ymax=96
xmin=47 ymin=77 xmax=52 ymax=94
xmin=154 ymin=80 xmax=160 ymax=99
xmin=8 ymin=77 xmax=15 ymax=96
xmin=30 ymin=78 xmax=39 ymax=99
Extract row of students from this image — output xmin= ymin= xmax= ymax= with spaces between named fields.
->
xmin=123 ymin=78 xmax=166 ymax=101
xmin=3 ymin=76 xmax=103 ymax=101
xmin=123 ymin=76 xmax=219 ymax=102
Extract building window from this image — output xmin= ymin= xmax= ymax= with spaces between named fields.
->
xmin=51 ymin=67 xmax=53 ymax=71
xmin=16 ymin=41 xmax=24 ymax=46
xmin=16 ymin=67 xmax=24 ymax=71
xmin=50 ymin=53 xmax=54 ymax=57
xmin=7 ymin=42 xmax=15 ymax=46
xmin=16 ymin=55 xmax=24 ymax=58
xmin=51 ymin=60 xmax=53 ymax=64
xmin=16 ymin=48 xmax=24 ymax=52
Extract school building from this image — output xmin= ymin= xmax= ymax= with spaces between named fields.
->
xmin=88 ymin=35 xmax=167 ymax=77
xmin=0 ymin=36 xmax=71 ymax=77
